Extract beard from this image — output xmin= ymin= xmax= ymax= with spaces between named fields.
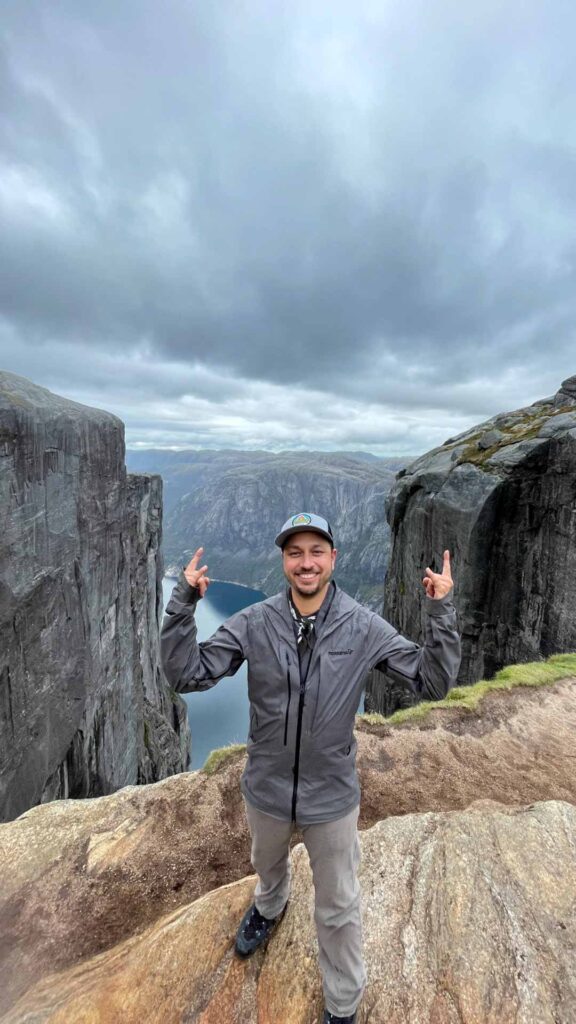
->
xmin=290 ymin=569 xmax=332 ymax=598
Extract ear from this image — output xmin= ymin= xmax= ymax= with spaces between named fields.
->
xmin=331 ymin=546 xmax=338 ymax=566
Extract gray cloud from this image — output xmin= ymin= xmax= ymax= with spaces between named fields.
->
xmin=1 ymin=0 xmax=576 ymax=450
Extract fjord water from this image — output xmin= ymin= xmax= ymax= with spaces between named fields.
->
xmin=161 ymin=577 xmax=265 ymax=769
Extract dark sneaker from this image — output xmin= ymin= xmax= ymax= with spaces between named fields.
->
xmin=234 ymin=901 xmax=287 ymax=958
xmin=323 ymin=1011 xmax=357 ymax=1024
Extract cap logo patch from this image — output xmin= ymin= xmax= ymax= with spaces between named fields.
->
xmin=292 ymin=513 xmax=312 ymax=526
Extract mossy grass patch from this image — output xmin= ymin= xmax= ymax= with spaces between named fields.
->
xmin=358 ymin=652 xmax=576 ymax=728
xmin=201 ymin=743 xmax=246 ymax=775
xmin=454 ymin=403 xmax=575 ymax=469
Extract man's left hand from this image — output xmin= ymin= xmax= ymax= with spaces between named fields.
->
xmin=422 ymin=550 xmax=453 ymax=600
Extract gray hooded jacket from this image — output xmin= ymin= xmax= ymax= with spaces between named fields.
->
xmin=161 ymin=574 xmax=461 ymax=825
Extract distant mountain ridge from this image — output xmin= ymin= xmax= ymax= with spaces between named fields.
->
xmin=125 ymin=450 xmax=410 ymax=608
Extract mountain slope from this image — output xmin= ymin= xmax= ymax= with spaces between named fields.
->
xmin=126 ymin=449 xmax=408 ymax=607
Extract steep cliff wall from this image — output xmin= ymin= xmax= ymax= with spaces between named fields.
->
xmin=0 ymin=372 xmax=190 ymax=822
xmin=366 ymin=376 xmax=576 ymax=712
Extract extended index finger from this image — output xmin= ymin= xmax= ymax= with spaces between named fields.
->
xmin=186 ymin=546 xmax=204 ymax=571
xmin=443 ymin=549 xmax=452 ymax=578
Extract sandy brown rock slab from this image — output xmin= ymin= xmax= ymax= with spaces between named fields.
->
xmin=0 ymin=767 xmax=251 ymax=1015
xmin=3 ymin=678 xmax=576 ymax=1017
xmin=4 ymin=800 xmax=576 ymax=1024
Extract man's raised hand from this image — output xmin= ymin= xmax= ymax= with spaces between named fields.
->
xmin=184 ymin=547 xmax=211 ymax=598
xmin=422 ymin=549 xmax=453 ymax=600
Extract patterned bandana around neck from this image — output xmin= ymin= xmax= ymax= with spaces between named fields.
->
xmin=288 ymin=595 xmax=318 ymax=651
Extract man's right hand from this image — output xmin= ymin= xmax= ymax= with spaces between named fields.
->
xmin=184 ymin=547 xmax=211 ymax=598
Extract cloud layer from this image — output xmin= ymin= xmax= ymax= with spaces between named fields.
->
xmin=1 ymin=1 xmax=575 ymax=451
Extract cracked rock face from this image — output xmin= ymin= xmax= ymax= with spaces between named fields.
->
xmin=0 ymin=371 xmax=190 ymax=823
xmin=370 ymin=376 xmax=576 ymax=701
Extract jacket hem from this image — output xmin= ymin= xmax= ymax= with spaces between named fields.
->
xmin=241 ymin=777 xmax=360 ymax=826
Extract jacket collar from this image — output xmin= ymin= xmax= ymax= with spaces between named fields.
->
xmin=264 ymin=580 xmax=358 ymax=645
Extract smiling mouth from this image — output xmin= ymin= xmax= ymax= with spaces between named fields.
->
xmin=297 ymin=573 xmax=319 ymax=580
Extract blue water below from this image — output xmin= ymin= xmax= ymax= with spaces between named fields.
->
xmin=161 ymin=577 xmax=264 ymax=769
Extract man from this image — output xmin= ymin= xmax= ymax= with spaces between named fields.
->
xmin=161 ymin=512 xmax=461 ymax=1024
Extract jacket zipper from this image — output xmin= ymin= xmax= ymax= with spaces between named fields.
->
xmin=288 ymin=583 xmax=336 ymax=823
xmin=291 ymin=653 xmax=311 ymax=822
xmin=283 ymin=653 xmax=292 ymax=746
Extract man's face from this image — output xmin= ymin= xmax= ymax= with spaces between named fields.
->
xmin=282 ymin=531 xmax=337 ymax=600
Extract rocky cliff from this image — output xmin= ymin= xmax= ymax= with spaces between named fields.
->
xmin=0 ymin=371 xmax=190 ymax=823
xmin=1 ymin=664 xmax=576 ymax=1021
xmin=126 ymin=449 xmax=407 ymax=609
xmin=366 ymin=375 xmax=576 ymax=712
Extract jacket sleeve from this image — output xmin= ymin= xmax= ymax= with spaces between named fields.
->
xmin=367 ymin=593 xmax=461 ymax=701
xmin=160 ymin=572 xmax=248 ymax=693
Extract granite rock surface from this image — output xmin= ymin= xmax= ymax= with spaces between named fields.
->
xmin=0 ymin=371 xmax=190 ymax=822
xmin=367 ymin=375 xmax=576 ymax=710
xmin=1 ymin=671 xmax=575 ymax=1018
xmin=1 ymin=790 xmax=575 ymax=1023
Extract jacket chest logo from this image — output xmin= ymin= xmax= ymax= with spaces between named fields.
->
xmin=328 ymin=649 xmax=353 ymax=656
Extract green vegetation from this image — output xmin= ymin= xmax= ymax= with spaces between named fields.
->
xmin=453 ymin=403 xmax=574 ymax=470
xmin=198 ymin=655 xmax=576 ymax=760
xmin=358 ymin=652 xmax=576 ymax=728
xmin=202 ymin=743 xmax=246 ymax=775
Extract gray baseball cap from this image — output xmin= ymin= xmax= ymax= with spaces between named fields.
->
xmin=275 ymin=512 xmax=334 ymax=549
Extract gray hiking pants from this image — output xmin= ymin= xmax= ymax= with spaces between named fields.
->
xmin=243 ymin=798 xmax=366 ymax=1017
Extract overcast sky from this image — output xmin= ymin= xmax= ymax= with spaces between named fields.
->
xmin=1 ymin=1 xmax=575 ymax=455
